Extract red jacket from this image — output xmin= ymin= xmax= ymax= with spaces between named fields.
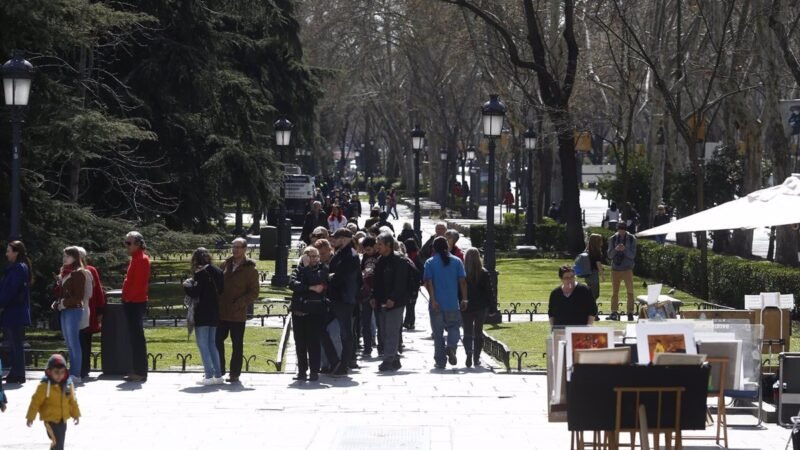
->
xmin=503 ymin=192 xmax=515 ymax=205
xmin=84 ymin=265 xmax=106 ymax=333
xmin=122 ymin=250 xmax=150 ymax=303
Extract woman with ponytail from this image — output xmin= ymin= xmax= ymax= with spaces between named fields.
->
xmin=0 ymin=241 xmax=32 ymax=383
xmin=422 ymin=237 xmax=467 ymax=369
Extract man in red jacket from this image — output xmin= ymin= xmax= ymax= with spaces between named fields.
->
xmin=122 ymin=231 xmax=150 ymax=382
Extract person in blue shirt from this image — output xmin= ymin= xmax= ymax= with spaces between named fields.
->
xmin=0 ymin=241 xmax=33 ymax=384
xmin=423 ymin=237 xmax=467 ymax=369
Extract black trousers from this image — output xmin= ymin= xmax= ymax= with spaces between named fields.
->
xmin=45 ymin=421 xmax=67 ymax=450
xmin=122 ymin=302 xmax=148 ymax=376
xmin=403 ymin=297 xmax=417 ymax=328
xmin=462 ymin=308 xmax=488 ymax=358
xmin=292 ymin=313 xmax=323 ymax=374
xmin=332 ymin=303 xmax=354 ymax=364
xmin=79 ymin=330 xmax=94 ymax=378
xmin=215 ymin=320 xmax=246 ymax=378
xmin=3 ymin=326 xmax=25 ymax=378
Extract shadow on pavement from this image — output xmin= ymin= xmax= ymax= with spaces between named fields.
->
xmin=116 ymin=382 xmax=144 ymax=391
xmin=287 ymin=381 xmax=330 ymax=390
xmin=217 ymin=383 xmax=255 ymax=393
xmin=179 ymin=385 xmax=225 ymax=394
xmin=3 ymin=383 xmax=25 ymax=390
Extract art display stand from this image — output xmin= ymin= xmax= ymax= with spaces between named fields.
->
xmin=567 ymin=364 xmax=710 ymax=450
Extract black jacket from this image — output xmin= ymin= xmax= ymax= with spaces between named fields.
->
xmin=466 ymin=268 xmax=493 ymax=311
xmin=328 ymin=244 xmax=360 ymax=304
xmin=184 ymin=265 xmax=224 ymax=327
xmin=289 ymin=263 xmax=329 ymax=314
xmin=397 ymin=228 xmax=416 ymax=244
xmin=373 ymin=252 xmax=410 ymax=309
xmin=301 ymin=211 xmax=328 ymax=244
xmin=345 ymin=201 xmax=361 ymax=219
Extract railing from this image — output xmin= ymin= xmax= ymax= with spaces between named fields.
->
xmin=482 ymin=333 xmax=510 ymax=372
xmin=497 ymin=301 xmax=607 ymax=322
xmin=141 ymin=303 xmax=290 ymax=327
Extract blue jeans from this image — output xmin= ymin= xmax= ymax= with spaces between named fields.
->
xmin=60 ymin=308 xmax=83 ymax=378
xmin=195 ymin=326 xmax=222 ymax=379
xmin=3 ymin=326 xmax=25 ymax=378
xmin=429 ymin=309 xmax=462 ymax=366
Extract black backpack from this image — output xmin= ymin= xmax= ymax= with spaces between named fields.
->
xmin=403 ymin=256 xmax=420 ymax=300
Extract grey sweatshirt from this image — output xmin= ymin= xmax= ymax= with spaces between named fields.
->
xmin=608 ymin=232 xmax=636 ymax=271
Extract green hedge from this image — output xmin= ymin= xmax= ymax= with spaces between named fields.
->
xmin=536 ymin=218 xmax=567 ymax=251
xmin=470 ymin=224 xmax=517 ymax=251
xmin=587 ymin=227 xmax=800 ymax=309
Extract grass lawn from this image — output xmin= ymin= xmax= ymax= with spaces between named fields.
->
xmin=25 ymin=326 xmax=283 ymax=372
xmin=496 ymin=258 xmax=703 ymax=313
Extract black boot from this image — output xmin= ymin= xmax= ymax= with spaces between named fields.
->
xmin=466 ymin=353 xmax=473 ymax=368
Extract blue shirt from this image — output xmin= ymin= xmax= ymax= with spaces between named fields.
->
xmin=423 ymin=254 xmax=465 ymax=311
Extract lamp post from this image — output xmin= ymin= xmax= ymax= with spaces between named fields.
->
xmin=523 ymin=126 xmax=537 ymax=245
xmin=411 ymin=125 xmax=425 ymax=242
xmin=439 ymin=148 xmax=448 ymax=212
xmin=271 ymin=116 xmax=292 ymax=287
xmin=354 ymin=149 xmax=361 ymax=187
xmin=2 ymin=53 xmax=33 ymax=241
xmin=482 ymin=94 xmax=506 ymax=321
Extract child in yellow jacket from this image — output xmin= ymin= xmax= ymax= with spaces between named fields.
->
xmin=25 ymin=354 xmax=80 ymax=450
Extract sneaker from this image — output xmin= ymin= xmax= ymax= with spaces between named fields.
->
xmin=466 ymin=354 xmax=473 ymax=368
xmin=4 ymin=376 xmax=25 ymax=384
xmin=225 ymin=377 xmax=240 ymax=383
xmin=434 ymin=363 xmax=446 ymax=370
xmin=362 ymin=348 xmax=372 ymax=357
xmin=474 ymin=358 xmax=482 ymax=367
xmin=378 ymin=362 xmax=393 ymax=372
xmin=292 ymin=373 xmax=308 ymax=381
xmin=308 ymin=373 xmax=319 ymax=381
xmin=627 ymin=313 xmax=635 ymax=322
xmin=392 ymin=359 xmax=401 ymax=370
xmin=213 ymin=377 xmax=224 ymax=385
xmin=607 ymin=312 xmax=619 ymax=321
xmin=196 ymin=377 xmax=216 ymax=386
xmin=446 ymin=347 xmax=457 ymax=366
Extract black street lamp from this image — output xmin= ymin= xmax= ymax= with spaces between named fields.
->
xmin=466 ymin=145 xmax=476 ymax=218
xmin=2 ymin=52 xmax=33 ymax=241
xmin=354 ymin=149 xmax=361 ymax=187
xmin=481 ymin=94 xmax=506 ymax=321
xmin=523 ymin=126 xmax=538 ymax=245
xmin=411 ymin=125 xmax=425 ymax=242
xmin=271 ymin=116 xmax=292 ymax=287
xmin=439 ymin=148 xmax=448 ymax=211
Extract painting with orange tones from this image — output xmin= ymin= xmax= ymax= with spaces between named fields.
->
xmin=646 ymin=334 xmax=687 ymax=361
xmin=565 ymin=327 xmax=615 ymax=380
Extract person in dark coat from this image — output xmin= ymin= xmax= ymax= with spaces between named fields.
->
xmin=397 ymin=223 xmax=416 ymax=244
xmin=345 ymin=193 xmax=362 ymax=219
xmin=302 ymin=201 xmax=329 ymax=245
xmin=327 ymin=229 xmax=361 ymax=376
xmin=184 ymin=248 xmax=225 ymax=385
xmin=462 ymin=248 xmax=492 ymax=367
xmin=289 ymin=246 xmax=329 ymax=382
xmin=372 ymin=232 xmax=410 ymax=372
xmin=0 ymin=241 xmax=32 ymax=384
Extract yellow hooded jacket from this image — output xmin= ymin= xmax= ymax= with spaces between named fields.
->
xmin=25 ymin=378 xmax=81 ymax=422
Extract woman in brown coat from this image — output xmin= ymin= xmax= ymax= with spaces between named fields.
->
xmin=53 ymin=247 xmax=89 ymax=383
xmin=215 ymin=238 xmax=260 ymax=383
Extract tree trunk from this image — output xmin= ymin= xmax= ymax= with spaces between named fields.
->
xmin=553 ymin=111 xmax=585 ymax=254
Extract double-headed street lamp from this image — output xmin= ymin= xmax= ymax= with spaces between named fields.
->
xmin=481 ymin=94 xmax=506 ymax=319
xmin=2 ymin=52 xmax=34 ymax=240
xmin=271 ymin=116 xmax=292 ymax=287
xmin=411 ymin=125 xmax=425 ymax=243
xmin=524 ymin=126 xmax=538 ymax=245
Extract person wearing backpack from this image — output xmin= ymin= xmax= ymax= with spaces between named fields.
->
xmin=607 ymin=222 xmax=637 ymax=321
xmin=372 ymin=232 xmax=411 ymax=372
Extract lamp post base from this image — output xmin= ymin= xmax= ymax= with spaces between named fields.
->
xmin=270 ymin=274 xmax=290 ymax=287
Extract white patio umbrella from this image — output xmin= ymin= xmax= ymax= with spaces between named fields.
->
xmin=637 ymin=175 xmax=800 ymax=237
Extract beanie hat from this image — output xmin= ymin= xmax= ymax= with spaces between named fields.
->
xmin=46 ymin=354 xmax=67 ymax=369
